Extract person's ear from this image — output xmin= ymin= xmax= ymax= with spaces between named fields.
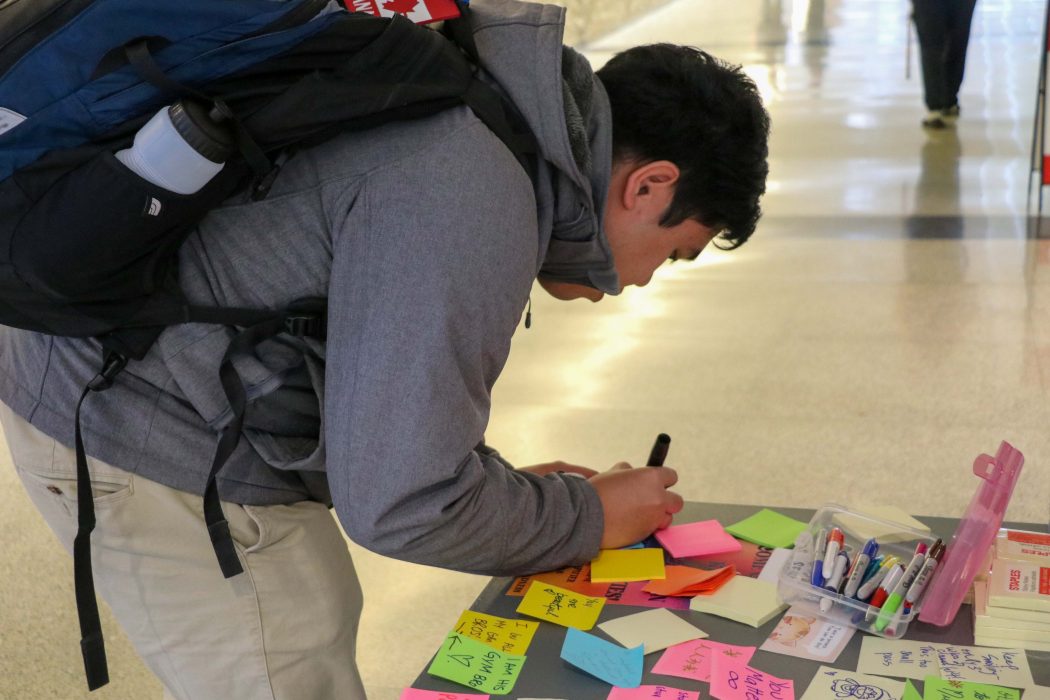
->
xmin=620 ymin=160 xmax=680 ymax=218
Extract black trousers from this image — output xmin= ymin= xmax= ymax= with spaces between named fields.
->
xmin=911 ymin=0 xmax=978 ymax=111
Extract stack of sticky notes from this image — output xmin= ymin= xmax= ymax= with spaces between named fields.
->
xmin=643 ymin=565 xmax=735 ymax=597
xmin=725 ymin=509 xmax=808 ymax=549
xmin=590 ymin=547 xmax=666 ymax=583
xmin=597 ymin=608 xmax=708 ymax=654
xmin=689 ymin=574 xmax=788 ymax=627
xmin=655 ymin=519 xmax=742 ymax=559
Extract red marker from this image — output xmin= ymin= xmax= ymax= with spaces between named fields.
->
xmin=822 ymin=528 xmax=845 ymax=580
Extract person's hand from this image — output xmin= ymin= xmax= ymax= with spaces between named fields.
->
xmin=517 ymin=461 xmax=599 ymax=479
xmin=588 ymin=462 xmax=683 ymax=549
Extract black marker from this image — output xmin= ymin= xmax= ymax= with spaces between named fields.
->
xmin=646 ymin=433 xmax=671 ymax=467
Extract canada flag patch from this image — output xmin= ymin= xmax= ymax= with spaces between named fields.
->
xmin=344 ymin=0 xmax=461 ymax=24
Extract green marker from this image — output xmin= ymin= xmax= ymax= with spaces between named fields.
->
xmin=874 ymin=545 xmax=927 ymax=632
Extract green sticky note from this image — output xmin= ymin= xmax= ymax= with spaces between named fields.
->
xmin=923 ymin=676 xmax=1021 ymax=700
xmin=904 ymin=681 xmax=922 ymax=700
xmin=427 ymin=631 xmax=526 ymax=696
xmin=725 ymin=509 xmax=809 ymax=549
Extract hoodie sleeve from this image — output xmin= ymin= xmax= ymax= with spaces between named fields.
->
xmin=323 ymin=116 xmax=604 ymax=576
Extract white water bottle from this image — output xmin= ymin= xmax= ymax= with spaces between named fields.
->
xmin=116 ymin=100 xmax=235 ymax=195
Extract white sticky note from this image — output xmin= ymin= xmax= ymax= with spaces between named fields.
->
xmin=598 ymin=608 xmax=707 ymax=655
xmin=689 ymin=575 xmax=788 ymax=627
xmin=936 ymin=645 xmax=1034 ymax=689
xmin=857 ymin=638 xmax=944 ymax=680
xmin=801 ymin=666 xmax=905 ymax=700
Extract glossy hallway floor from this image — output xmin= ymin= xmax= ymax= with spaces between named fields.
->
xmin=2 ymin=0 xmax=1049 ymax=698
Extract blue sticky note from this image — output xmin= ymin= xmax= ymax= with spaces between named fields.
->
xmin=559 ymin=627 xmax=643 ymax=688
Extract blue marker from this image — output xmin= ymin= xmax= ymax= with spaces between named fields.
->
xmin=843 ymin=538 xmax=879 ymax=599
xmin=811 ymin=528 xmax=827 ymax=588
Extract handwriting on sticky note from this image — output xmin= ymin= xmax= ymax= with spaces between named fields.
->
xmin=426 ymin=632 xmax=525 ymax=696
xmin=924 ymin=676 xmax=1021 ymax=700
xmin=516 ymin=583 xmax=605 ymax=629
xmin=559 ymin=627 xmax=643 ymax=688
xmin=399 ymin=690 xmax=490 ymax=700
xmin=857 ymin=638 xmax=944 ymax=680
xmin=800 ymin=666 xmax=904 ymax=700
xmin=709 ymin=651 xmax=794 ymax=700
xmin=607 ymin=685 xmax=701 ymax=700
xmin=591 ymin=548 xmax=666 ymax=583
xmin=652 ymin=640 xmax=756 ymax=683
xmin=453 ymin=611 xmax=538 ymax=655
xmin=935 ymin=647 xmax=1033 ymax=688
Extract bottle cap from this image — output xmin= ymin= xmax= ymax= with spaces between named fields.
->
xmin=168 ymin=100 xmax=235 ymax=163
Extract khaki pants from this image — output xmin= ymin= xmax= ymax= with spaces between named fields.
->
xmin=0 ymin=403 xmax=367 ymax=700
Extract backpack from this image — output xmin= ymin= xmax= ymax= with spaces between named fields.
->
xmin=0 ymin=0 xmax=537 ymax=689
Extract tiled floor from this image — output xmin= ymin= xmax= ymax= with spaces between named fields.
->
xmin=2 ymin=0 xmax=1048 ymax=698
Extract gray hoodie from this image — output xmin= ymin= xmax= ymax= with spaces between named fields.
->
xmin=0 ymin=0 xmax=614 ymax=575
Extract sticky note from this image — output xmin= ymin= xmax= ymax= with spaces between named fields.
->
xmin=453 ymin=610 xmax=538 ymax=655
xmin=597 ymin=608 xmax=707 ymax=654
xmin=800 ymin=666 xmax=905 ymax=700
xmin=426 ymin=632 xmax=525 ymax=696
xmin=590 ymin=548 xmax=666 ymax=583
xmin=935 ymin=646 xmax=1033 ymax=688
xmin=924 ymin=677 xmax=1020 ymax=700
xmin=725 ymin=509 xmax=808 ymax=549
xmin=857 ymin=638 xmax=943 ymax=680
xmin=709 ymin=652 xmax=794 ymax=700
xmin=560 ymin=627 xmax=643 ymax=688
xmin=655 ymin=520 xmax=742 ymax=559
xmin=904 ymin=682 xmax=922 ymax=700
xmin=834 ymin=504 xmax=931 ymax=544
xmin=608 ymin=686 xmax=701 ymax=700
xmin=644 ymin=564 xmax=735 ymax=597
xmin=516 ymin=582 xmax=604 ymax=630
xmin=689 ymin=575 xmax=788 ymax=627
xmin=400 ymin=691 xmax=489 ymax=700
xmin=652 ymin=639 xmax=756 ymax=682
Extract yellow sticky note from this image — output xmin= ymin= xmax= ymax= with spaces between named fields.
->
xmin=590 ymin=548 xmax=666 ymax=583
xmin=516 ymin=582 xmax=605 ymax=630
xmin=453 ymin=610 xmax=539 ymax=655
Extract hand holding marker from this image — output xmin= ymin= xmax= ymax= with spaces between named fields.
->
xmin=647 ymin=433 xmax=671 ymax=467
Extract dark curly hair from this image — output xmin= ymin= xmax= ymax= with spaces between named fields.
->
xmin=597 ymin=44 xmax=770 ymax=249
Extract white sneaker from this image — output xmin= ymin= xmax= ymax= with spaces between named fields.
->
xmin=921 ymin=111 xmax=949 ymax=129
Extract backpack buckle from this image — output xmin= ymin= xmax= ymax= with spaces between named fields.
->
xmin=283 ymin=314 xmax=324 ymax=338
xmin=87 ymin=353 xmax=128 ymax=392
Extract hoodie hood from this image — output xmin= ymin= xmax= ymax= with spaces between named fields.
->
xmin=464 ymin=0 xmax=620 ymax=294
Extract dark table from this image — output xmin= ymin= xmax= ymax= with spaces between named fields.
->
xmin=411 ymin=502 xmax=1050 ymax=698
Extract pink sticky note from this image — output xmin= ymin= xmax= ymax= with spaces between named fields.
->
xmin=652 ymin=640 xmax=757 ymax=683
xmin=608 ymin=685 xmax=701 ymax=700
xmin=399 ymin=690 xmax=489 ymax=700
xmin=655 ymin=520 xmax=742 ymax=559
xmin=612 ymin=582 xmax=690 ymax=610
xmin=709 ymin=652 xmax=793 ymax=700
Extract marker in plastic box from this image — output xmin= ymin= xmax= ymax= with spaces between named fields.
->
xmin=822 ymin=528 xmax=844 ymax=580
xmin=843 ymin=538 xmax=878 ymax=598
xmin=903 ymin=540 xmax=944 ymax=614
xmin=820 ymin=550 xmax=850 ymax=613
xmin=864 ymin=564 xmax=904 ymax=622
xmin=811 ymin=528 xmax=828 ymax=587
xmin=856 ymin=555 xmax=898 ymax=601
xmin=874 ymin=551 xmax=927 ymax=632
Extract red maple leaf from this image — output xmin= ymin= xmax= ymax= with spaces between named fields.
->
xmin=382 ymin=0 xmax=418 ymax=13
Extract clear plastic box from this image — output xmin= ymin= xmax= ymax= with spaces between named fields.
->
xmin=777 ymin=503 xmax=940 ymax=639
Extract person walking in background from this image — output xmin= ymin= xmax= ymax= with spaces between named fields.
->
xmin=911 ymin=0 xmax=978 ymax=129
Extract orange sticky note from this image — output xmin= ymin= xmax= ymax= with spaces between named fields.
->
xmin=644 ymin=565 xmax=734 ymax=597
